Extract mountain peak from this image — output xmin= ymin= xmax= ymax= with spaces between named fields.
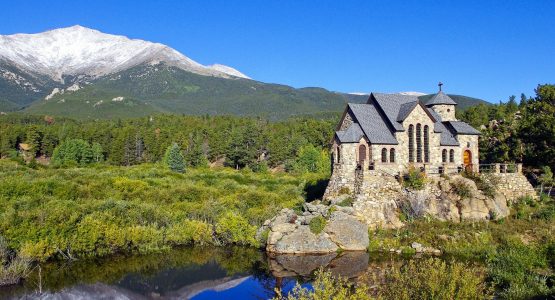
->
xmin=0 ymin=26 xmax=248 ymax=81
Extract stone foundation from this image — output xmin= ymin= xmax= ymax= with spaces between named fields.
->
xmin=324 ymin=166 xmax=538 ymax=229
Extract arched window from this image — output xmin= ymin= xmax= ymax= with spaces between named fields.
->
xmin=442 ymin=149 xmax=447 ymax=163
xmin=424 ymin=125 xmax=429 ymax=163
xmin=390 ymin=148 xmax=395 ymax=163
xmin=336 ymin=146 xmax=340 ymax=163
xmin=381 ymin=148 xmax=387 ymax=163
xmin=408 ymin=125 xmax=414 ymax=163
xmin=449 ymin=149 xmax=454 ymax=163
xmin=416 ymin=124 xmax=422 ymax=163
xmin=358 ymin=144 xmax=366 ymax=163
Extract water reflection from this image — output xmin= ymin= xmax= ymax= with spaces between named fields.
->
xmin=0 ymin=247 xmax=372 ymax=300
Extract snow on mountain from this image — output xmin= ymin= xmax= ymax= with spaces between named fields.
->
xmin=207 ymin=64 xmax=250 ymax=79
xmin=0 ymin=25 xmax=249 ymax=82
xmin=398 ymin=91 xmax=426 ymax=96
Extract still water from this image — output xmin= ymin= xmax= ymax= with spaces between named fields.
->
xmin=1 ymin=247 xmax=375 ymax=299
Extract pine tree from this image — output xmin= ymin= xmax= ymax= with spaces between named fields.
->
xmin=164 ymin=143 xmax=185 ymax=173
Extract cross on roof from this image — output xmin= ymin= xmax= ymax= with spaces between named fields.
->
xmin=438 ymin=82 xmax=443 ymax=92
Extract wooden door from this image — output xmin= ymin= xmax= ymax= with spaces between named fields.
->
xmin=358 ymin=145 xmax=366 ymax=163
xmin=463 ymin=150 xmax=471 ymax=166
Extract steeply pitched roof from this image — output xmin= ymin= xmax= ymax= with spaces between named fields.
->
xmin=425 ymin=91 xmax=457 ymax=106
xmin=445 ymin=121 xmax=481 ymax=135
xmin=335 ymin=123 xmax=364 ymax=143
xmin=397 ymin=101 xmax=418 ymax=122
xmin=348 ymin=103 xmax=398 ymax=144
xmin=370 ymin=93 xmax=417 ymax=131
xmin=435 ymin=122 xmax=460 ymax=146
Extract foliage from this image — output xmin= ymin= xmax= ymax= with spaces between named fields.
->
xmin=378 ymin=258 xmax=492 ymax=299
xmin=487 ymin=237 xmax=553 ymax=299
xmin=336 ymin=197 xmax=354 ymax=207
xmin=460 ymin=84 xmax=555 ymax=171
xmin=309 ymin=216 xmax=327 ymax=235
xmin=462 ymin=170 xmax=497 ymax=198
xmin=274 ymin=268 xmax=371 ymax=300
xmin=0 ymin=161 xmax=310 ymax=261
xmin=215 ymin=212 xmax=259 ymax=247
xmin=0 ymin=114 xmax=335 ymax=171
xmin=288 ymin=144 xmax=330 ymax=175
xmin=51 ymin=139 xmax=94 ymax=166
xmin=164 ymin=142 xmax=185 ymax=173
xmin=0 ymin=236 xmax=31 ymax=286
xmin=402 ymin=167 xmax=426 ymax=190
xmin=451 ymin=179 xmax=473 ymax=199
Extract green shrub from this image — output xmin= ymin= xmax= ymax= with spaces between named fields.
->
xmin=215 ymin=212 xmax=258 ymax=247
xmin=462 ymin=171 xmax=498 ymax=198
xmin=379 ymin=258 xmax=492 ymax=299
xmin=451 ymin=180 xmax=473 ymax=199
xmin=309 ymin=216 xmax=327 ymax=234
xmin=336 ymin=197 xmax=354 ymax=207
xmin=403 ymin=167 xmax=426 ymax=190
xmin=274 ymin=268 xmax=371 ymax=300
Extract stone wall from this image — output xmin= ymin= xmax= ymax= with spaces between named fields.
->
xmin=430 ymin=104 xmax=456 ymax=121
xmin=491 ymin=172 xmax=538 ymax=201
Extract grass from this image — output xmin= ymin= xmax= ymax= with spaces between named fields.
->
xmin=0 ymin=159 xmax=323 ymax=262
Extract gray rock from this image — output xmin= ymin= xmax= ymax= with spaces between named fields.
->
xmin=269 ymin=226 xmax=338 ymax=254
xmin=324 ymin=211 xmax=369 ymax=251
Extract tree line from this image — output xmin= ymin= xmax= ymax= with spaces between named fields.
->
xmin=0 ymin=114 xmax=334 ymax=174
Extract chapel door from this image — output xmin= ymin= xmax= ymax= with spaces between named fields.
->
xmin=463 ymin=150 xmax=472 ymax=169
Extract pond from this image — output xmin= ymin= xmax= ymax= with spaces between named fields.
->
xmin=1 ymin=247 xmax=384 ymax=300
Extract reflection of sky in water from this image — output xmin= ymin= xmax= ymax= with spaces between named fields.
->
xmin=192 ymin=277 xmax=312 ymax=300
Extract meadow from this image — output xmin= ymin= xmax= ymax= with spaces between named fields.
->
xmin=0 ymin=160 xmax=322 ymax=261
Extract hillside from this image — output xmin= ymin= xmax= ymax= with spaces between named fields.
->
xmin=0 ymin=26 xmax=489 ymax=120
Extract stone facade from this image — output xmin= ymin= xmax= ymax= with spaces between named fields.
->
xmin=432 ymin=104 xmax=456 ymax=121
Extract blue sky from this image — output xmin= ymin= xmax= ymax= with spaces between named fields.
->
xmin=1 ymin=0 xmax=554 ymax=102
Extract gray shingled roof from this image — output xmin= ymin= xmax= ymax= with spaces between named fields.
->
xmin=437 ymin=122 xmax=460 ymax=146
xmin=371 ymin=93 xmax=418 ymax=131
xmin=335 ymin=92 xmax=480 ymax=146
xmin=348 ymin=103 xmax=398 ymax=144
xmin=397 ymin=101 xmax=418 ymax=122
xmin=445 ymin=121 xmax=481 ymax=135
xmin=425 ymin=91 xmax=457 ymax=106
xmin=335 ymin=123 xmax=364 ymax=143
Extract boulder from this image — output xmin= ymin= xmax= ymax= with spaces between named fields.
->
xmin=324 ymin=211 xmax=369 ymax=251
xmin=269 ymin=226 xmax=338 ymax=254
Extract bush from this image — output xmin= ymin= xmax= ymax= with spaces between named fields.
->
xmin=451 ymin=180 xmax=473 ymax=199
xmin=336 ymin=197 xmax=354 ymax=207
xmin=403 ymin=167 xmax=426 ymax=190
xmin=309 ymin=216 xmax=327 ymax=234
xmin=274 ymin=268 xmax=371 ymax=300
xmin=215 ymin=212 xmax=259 ymax=247
xmin=379 ymin=258 xmax=491 ymax=299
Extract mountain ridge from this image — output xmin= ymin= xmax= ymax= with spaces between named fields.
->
xmin=0 ymin=26 xmax=489 ymax=120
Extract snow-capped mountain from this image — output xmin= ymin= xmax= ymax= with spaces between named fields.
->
xmin=0 ymin=25 xmax=248 ymax=82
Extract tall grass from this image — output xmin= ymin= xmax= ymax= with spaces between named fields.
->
xmin=0 ymin=160 xmax=316 ymax=261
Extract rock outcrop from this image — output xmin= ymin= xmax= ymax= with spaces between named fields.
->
xmin=261 ymin=204 xmax=369 ymax=254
